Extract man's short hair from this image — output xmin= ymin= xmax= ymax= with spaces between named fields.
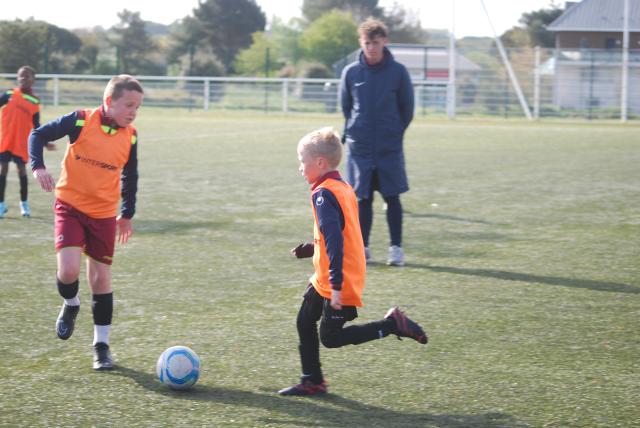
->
xmin=358 ymin=18 xmax=388 ymax=39
xmin=104 ymin=74 xmax=144 ymax=101
xmin=18 ymin=66 xmax=36 ymax=77
xmin=298 ymin=127 xmax=343 ymax=169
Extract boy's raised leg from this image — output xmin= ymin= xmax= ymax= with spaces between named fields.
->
xmin=384 ymin=307 xmax=428 ymax=344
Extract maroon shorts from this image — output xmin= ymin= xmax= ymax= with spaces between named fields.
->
xmin=54 ymin=199 xmax=116 ymax=265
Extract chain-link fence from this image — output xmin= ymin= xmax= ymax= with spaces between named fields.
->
xmin=450 ymin=46 xmax=639 ymax=120
xmin=1 ymin=47 xmax=637 ymax=120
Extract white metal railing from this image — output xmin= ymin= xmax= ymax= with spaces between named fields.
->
xmin=2 ymin=48 xmax=638 ymax=121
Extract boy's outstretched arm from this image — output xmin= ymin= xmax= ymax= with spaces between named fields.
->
xmin=117 ymin=132 xmax=139 ymax=245
xmin=330 ymin=289 xmax=342 ymax=310
xmin=33 ymin=169 xmax=56 ymax=192
xmin=291 ymin=242 xmax=314 ymax=258
xmin=29 ymin=112 xmax=78 ymax=192
xmin=313 ymin=188 xmax=345 ymax=310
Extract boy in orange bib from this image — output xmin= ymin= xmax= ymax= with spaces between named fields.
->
xmin=29 ymin=75 xmax=143 ymax=370
xmin=278 ymin=127 xmax=428 ymax=396
xmin=0 ymin=66 xmax=48 ymax=218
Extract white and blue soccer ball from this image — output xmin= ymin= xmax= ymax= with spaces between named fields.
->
xmin=156 ymin=346 xmax=201 ymax=390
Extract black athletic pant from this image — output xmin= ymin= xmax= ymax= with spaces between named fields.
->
xmin=296 ymin=284 xmax=391 ymax=384
xmin=0 ymin=162 xmax=28 ymax=202
xmin=358 ymin=169 xmax=403 ymax=247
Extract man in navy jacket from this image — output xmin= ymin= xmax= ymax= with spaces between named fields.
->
xmin=340 ymin=19 xmax=414 ymax=266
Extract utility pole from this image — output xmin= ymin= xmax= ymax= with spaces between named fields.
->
xmin=480 ymin=0 xmax=533 ymax=120
xmin=264 ymin=47 xmax=270 ymax=113
xmin=447 ymin=0 xmax=457 ymax=119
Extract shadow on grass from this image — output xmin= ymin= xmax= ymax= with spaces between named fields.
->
xmin=407 ymin=263 xmax=639 ymax=294
xmin=111 ymin=365 xmax=530 ymax=428
xmin=135 ymin=219 xmax=233 ymax=235
xmin=405 ymin=211 xmax=494 ymax=225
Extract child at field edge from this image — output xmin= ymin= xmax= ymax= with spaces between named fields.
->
xmin=0 ymin=66 xmax=52 ymax=218
xmin=278 ymin=127 xmax=428 ymax=396
xmin=28 ymin=74 xmax=143 ymax=370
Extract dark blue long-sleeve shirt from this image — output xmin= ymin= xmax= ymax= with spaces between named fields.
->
xmin=312 ymin=171 xmax=346 ymax=290
xmin=28 ymin=108 xmax=138 ymax=219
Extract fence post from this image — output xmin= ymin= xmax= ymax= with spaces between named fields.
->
xmin=204 ymin=79 xmax=210 ymax=111
xmin=588 ymin=51 xmax=595 ymax=120
xmin=447 ymin=34 xmax=457 ymax=119
xmin=621 ymin=0 xmax=630 ymax=122
xmin=282 ymin=80 xmax=288 ymax=113
xmin=534 ymin=46 xmax=541 ymax=119
xmin=53 ymin=76 xmax=59 ymax=107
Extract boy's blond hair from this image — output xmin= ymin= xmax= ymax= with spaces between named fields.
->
xmin=358 ymin=18 xmax=388 ymax=39
xmin=298 ymin=127 xmax=343 ymax=169
xmin=104 ymin=74 xmax=144 ymax=101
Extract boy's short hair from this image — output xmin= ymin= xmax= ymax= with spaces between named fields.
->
xmin=299 ymin=127 xmax=343 ymax=169
xmin=358 ymin=18 xmax=388 ymax=39
xmin=18 ymin=66 xmax=36 ymax=76
xmin=104 ymin=74 xmax=144 ymax=101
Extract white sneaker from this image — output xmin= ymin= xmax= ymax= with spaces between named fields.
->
xmin=20 ymin=201 xmax=30 ymax=217
xmin=0 ymin=202 xmax=6 ymax=218
xmin=387 ymin=245 xmax=405 ymax=266
xmin=364 ymin=247 xmax=371 ymax=263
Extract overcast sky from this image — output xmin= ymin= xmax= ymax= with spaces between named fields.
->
xmin=1 ymin=0 xmax=562 ymax=38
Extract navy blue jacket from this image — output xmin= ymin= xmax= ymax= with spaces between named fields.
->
xmin=340 ymin=47 xmax=414 ymax=198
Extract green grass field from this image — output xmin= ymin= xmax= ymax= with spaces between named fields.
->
xmin=1 ymin=109 xmax=638 ymax=427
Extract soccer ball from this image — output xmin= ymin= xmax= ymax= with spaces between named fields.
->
xmin=156 ymin=346 xmax=201 ymax=390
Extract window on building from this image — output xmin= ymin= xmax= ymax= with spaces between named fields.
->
xmin=605 ymin=38 xmax=621 ymax=49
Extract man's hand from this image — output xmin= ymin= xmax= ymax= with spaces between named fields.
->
xmin=330 ymin=289 xmax=342 ymax=310
xmin=45 ymin=142 xmax=56 ymax=151
xmin=290 ymin=242 xmax=314 ymax=258
xmin=116 ymin=216 xmax=133 ymax=244
xmin=33 ymin=168 xmax=55 ymax=192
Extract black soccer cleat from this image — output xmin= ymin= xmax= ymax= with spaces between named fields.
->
xmin=278 ymin=379 xmax=328 ymax=396
xmin=56 ymin=304 xmax=79 ymax=340
xmin=93 ymin=342 xmax=114 ymax=370
xmin=384 ymin=307 xmax=428 ymax=344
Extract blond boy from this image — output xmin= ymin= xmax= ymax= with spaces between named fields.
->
xmin=29 ymin=75 xmax=143 ymax=370
xmin=279 ymin=127 xmax=427 ymax=396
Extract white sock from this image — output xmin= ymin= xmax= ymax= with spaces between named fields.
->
xmin=93 ymin=325 xmax=111 ymax=346
xmin=65 ymin=297 xmax=80 ymax=307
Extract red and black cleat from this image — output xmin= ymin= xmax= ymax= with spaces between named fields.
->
xmin=384 ymin=306 xmax=428 ymax=344
xmin=278 ymin=379 xmax=328 ymax=396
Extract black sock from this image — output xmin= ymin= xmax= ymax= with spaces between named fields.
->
xmin=92 ymin=293 xmax=113 ymax=326
xmin=19 ymin=174 xmax=28 ymax=202
xmin=384 ymin=195 xmax=402 ymax=247
xmin=382 ymin=318 xmax=396 ymax=335
xmin=301 ymin=373 xmax=324 ymax=385
xmin=0 ymin=175 xmax=6 ymax=202
xmin=358 ymin=197 xmax=373 ymax=247
xmin=57 ymin=278 xmax=79 ymax=299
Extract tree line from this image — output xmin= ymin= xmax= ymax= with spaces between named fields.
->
xmin=0 ymin=0 xmax=562 ymax=78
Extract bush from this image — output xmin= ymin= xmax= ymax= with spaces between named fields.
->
xmin=299 ymin=62 xmax=332 ymax=79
